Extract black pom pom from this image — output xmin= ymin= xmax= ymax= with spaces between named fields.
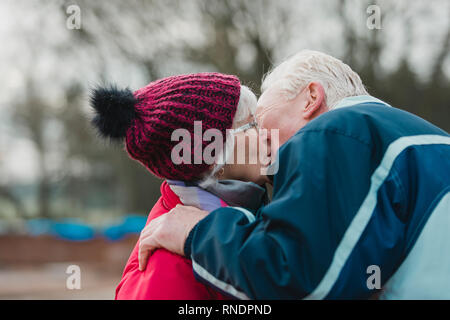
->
xmin=89 ymin=85 xmax=137 ymax=140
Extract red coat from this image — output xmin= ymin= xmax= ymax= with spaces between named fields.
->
xmin=115 ymin=181 xmax=230 ymax=300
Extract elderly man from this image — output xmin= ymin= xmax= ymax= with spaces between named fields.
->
xmin=138 ymin=50 xmax=450 ymax=299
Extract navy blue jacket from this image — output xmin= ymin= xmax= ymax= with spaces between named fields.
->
xmin=184 ymin=95 xmax=450 ymax=299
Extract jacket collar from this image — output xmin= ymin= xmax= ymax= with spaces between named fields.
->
xmin=203 ymin=179 xmax=267 ymax=212
xmin=166 ymin=179 xmax=266 ymax=212
xmin=333 ymin=95 xmax=391 ymax=109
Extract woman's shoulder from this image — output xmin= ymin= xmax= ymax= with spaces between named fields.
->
xmin=145 ymin=181 xmax=183 ymax=222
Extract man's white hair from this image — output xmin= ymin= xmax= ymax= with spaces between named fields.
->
xmin=261 ymin=50 xmax=369 ymax=108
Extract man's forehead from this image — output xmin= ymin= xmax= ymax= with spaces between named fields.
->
xmin=256 ymin=85 xmax=284 ymax=115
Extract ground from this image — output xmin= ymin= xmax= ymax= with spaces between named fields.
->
xmin=0 ymin=234 xmax=138 ymax=299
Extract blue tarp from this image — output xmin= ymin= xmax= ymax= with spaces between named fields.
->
xmin=25 ymin=215 xmax=147 ymax=242
xmin=103 ymin=215 xmax=147 ymax=241
xmin=51 ymin=221 xmax=96 ymax=241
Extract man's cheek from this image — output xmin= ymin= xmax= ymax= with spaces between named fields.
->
xmin=264 ymin=116 xmax=288 ymax=144
xmin=262 ymin=115 xmax=280 ymax=131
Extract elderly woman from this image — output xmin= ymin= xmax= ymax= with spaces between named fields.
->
xmin=89 ymin=73 xmax=269 ymax=299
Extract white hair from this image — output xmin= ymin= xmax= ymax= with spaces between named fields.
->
xmin=199 ymin=85 xmax=257 ymax=187
xmin=233 ymin=85 xmax=257 ymax=124
xmin=261 ymin=50 xmax=368 ymax=108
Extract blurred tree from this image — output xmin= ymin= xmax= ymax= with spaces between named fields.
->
xmin=336 ymin=0 xmax=449 ymax=131
xmin=0 ymin=186 xmax=26 ymax=219
xmin=13 ymin=80 xmax=55 ymax=218
xmin=183 ymin=0 xmax=293 ymax=92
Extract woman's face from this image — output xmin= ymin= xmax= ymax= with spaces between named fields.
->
xmin=221 ymin=115 xmax=271 ymax=186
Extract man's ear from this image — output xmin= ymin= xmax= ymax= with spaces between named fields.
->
xmin=302 ymin=82 xmax=326 ymax=120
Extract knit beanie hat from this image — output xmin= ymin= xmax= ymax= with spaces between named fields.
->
xmin=90 ymin=72 xmax=241 ymax=181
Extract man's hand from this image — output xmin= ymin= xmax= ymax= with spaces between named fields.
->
xmin=138 ymin=204 xmax=209 ymax=271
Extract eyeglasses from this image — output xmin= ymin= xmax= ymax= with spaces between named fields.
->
xmin=230 ymin=115 xmax=259 ymax=135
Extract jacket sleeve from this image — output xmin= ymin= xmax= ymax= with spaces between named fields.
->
xmin=185 ymin=129 xmax=405 ymax=299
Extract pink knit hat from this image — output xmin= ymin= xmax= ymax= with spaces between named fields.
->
xmin=90 ymin=72 xmax=241 ymax=181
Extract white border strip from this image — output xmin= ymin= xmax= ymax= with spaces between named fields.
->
xmin=191 ymin=206 xmax=255 ymax=299
xmin=192 ymin=259 xmax=250 ymax=300
xmin=305 ymin=134 xmax=450 ymax=300
xmin=231 ymin=206 xmax=256 ymax=223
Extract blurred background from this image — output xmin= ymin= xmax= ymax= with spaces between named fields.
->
xmin=0 ymin=0 xmax=449 ymax=299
